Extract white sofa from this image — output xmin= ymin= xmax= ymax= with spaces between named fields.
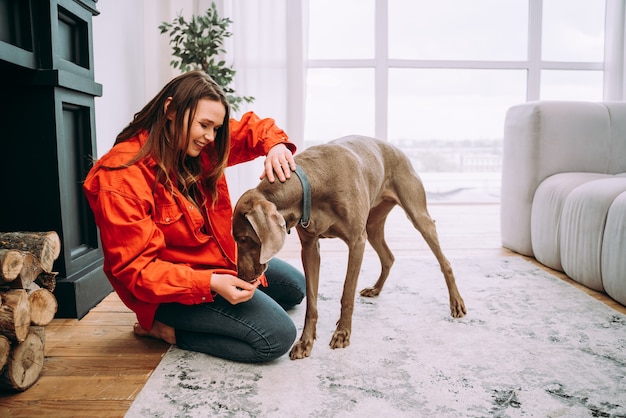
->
xmin=501 ymin=101 xmax=626 ymax=306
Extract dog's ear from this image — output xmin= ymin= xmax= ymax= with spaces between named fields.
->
xmin=245 ymin=201 xmax=287 ymax=264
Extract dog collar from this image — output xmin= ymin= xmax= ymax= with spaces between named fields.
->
xmin=293 ymin=165 xmax=311 ymax=228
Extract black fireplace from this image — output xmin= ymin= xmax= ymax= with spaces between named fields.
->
xmin=0 ymin=0 xmax=112 ymax=318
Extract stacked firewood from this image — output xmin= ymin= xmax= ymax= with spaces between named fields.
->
xmin=0 ymin=231 xmax=60 ymax=392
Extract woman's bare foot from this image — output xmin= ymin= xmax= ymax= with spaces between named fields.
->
xmin=133 ymin=321 xmax=176 ymax=345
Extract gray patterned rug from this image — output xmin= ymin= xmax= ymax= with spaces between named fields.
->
xmin=126 ymin=256 xmax=626 ymax=418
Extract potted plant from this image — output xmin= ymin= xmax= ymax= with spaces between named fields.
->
xmin=159 ymin=2 xmax=254 ymax=112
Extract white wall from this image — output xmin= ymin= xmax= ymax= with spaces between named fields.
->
xmin=92 ymin=0 xmax=144 ymax=156
xmin=92 ymin=0 xmax=177 ymax=155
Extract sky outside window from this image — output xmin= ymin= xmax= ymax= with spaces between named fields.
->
xmin=305 ymin=68 xmax=375 ymax=143
xmin=307 ymin=0 xmax=374 ymax=59
xmin=541 ymin=70 xmax=604 ymax=101
xmin=388 ymin=69 xmax=527 ymax=142
xmin=542 ymin=0 xmax=605 ymax=62
xmin=388 ymin=0 xmax=528 ymax=61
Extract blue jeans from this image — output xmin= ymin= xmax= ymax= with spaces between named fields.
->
xmin=155 ymin=258 xmax=305 ymax=363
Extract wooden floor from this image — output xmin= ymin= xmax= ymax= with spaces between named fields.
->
xmin=0 ymin=204 xmax=624 ymax=417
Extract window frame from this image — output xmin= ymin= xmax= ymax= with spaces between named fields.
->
xmin=306 ymin=0 xmax=605 ymax=140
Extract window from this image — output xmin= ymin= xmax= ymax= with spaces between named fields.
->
xmin=542 ymin=0 xmax=605 ymax=62
xmin=388 ymin=0 xmax=528 ymax=61
xmin=308 ymin=0 xmax=374 ymax=59
xmin=305 ymin=68 xmax=375 ymax=143
xmin=305 ymin=0 xmax=606 ymax=203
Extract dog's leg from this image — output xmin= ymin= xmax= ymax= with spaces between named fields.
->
xmin=409 ymin=210 xmax=466 ymax=317
xmin=421 ymin=219 xmax=466 ymax=318
xmin=330 ymin=234 xmax=367 ymax=349
xmin=360 ymin=200 xmax=396 ymax=297
xmin=397 ymin=176 xmax=467 ymax=318
xmin=289 ymin=233 xmax=321 ymax=360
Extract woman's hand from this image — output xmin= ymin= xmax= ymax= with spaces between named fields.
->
xmin=211 ymin=273 xmax=260 ymax=304
xmin=260 ymin=143 xmax=296 ymax=183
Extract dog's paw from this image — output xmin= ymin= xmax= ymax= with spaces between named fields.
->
xmin=289 ymin=340 xmax=313 ymax=360
xmin=359 ymin=286 xmax=381 ymax=297
xmin=329 ymin=329 xmax=351 ymax=349
xmin=450 ymin=297 xmax=467 ymax=318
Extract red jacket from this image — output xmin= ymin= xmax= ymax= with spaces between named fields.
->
xmin=83 ymin=112 xmax=295 ymax=330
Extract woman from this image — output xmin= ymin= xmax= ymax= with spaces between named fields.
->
xmin=83 ymin=70 xmax=305 ymax=363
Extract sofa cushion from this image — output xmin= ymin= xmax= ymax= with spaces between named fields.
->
xmin=531 ymin=172 xmax=611 ymax=272
xmin=602 ymin=191 xmax=626 ymax=305
xmin=560 ymin=177 xmax=626 ymax=292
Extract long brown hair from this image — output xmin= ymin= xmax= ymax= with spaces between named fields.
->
xmin=111 ymin=70 xmax=230 ymax=206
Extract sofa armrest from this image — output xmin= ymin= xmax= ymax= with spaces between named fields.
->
xmin=500 ymin=101 xmax=614 ymax=255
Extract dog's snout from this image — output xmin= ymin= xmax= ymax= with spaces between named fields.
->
xmin=237 ymin=258 xmax=267 ymax=283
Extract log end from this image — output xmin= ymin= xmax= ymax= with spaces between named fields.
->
xmin=0 ymin=330 xmax=45 ymax=391
xmin=28 ymin=289 xmax=58 ymax=326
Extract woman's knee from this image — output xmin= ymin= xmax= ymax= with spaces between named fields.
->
xmin=257 ymin=315 xmax=297 ymax=361
xmin=264 ymin=259 xmax=306 ymax=308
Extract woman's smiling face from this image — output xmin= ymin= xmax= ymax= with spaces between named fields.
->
xmin=182 ymin=98 xmax=226 ymax=157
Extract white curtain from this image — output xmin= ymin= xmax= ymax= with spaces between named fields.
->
xmin=220 ymin=0 xmax=308 ymax=199
xmin=224 ymin=1 xmax=306 ymax=142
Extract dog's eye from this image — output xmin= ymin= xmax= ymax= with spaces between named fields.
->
xmin=235 ymin=236 xmax=248 ymax=244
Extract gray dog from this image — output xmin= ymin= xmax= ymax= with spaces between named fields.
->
xmin=232 ymin=135 xmax=466 ymax=360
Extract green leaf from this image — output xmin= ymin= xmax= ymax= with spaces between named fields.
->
xmin=159 ymin=2 xmax=255 ymax=109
